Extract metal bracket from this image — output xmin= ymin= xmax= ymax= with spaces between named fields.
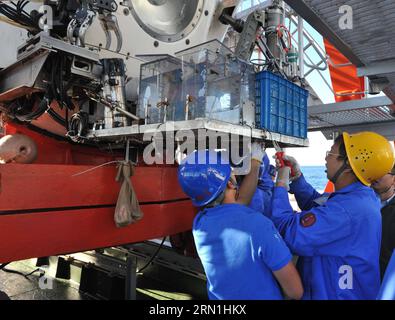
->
xmin=235 ymin=11 xmax=261 ymax=61
xmin=125 ymin=255 xmax=137 ymax=300
xmin=67 ymin=0 xmax=122 ymax=51
xmin=98 ymin=12 xmax=123 ymax=52
xmin=67 ymin=8 xmax=96 ymax=47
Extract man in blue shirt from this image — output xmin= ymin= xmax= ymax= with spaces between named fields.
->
xmin=178 ymin=145 xmax=303 ymax=300
xmin=371 ymin=165 xmax=395 ymax=278
xmin=271 ymin=131 xmax=395 ymax=300
xmin=249 ymin=153 xmax=274 ymax=216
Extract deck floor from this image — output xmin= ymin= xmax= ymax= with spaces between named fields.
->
xmin=0 ymin=258 xmax=206 ymax=300
xmin=0 ymin=260 xmax=86 ymax=300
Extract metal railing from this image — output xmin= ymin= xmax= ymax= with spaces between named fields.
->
xmin=233 ymin=0 xmax=368 ymax=98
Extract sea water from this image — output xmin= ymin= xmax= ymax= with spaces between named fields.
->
xmin=286 ymin=166 xmax=327 ymax=211
xmin=300 ymin=166 xmax=327 ymax=193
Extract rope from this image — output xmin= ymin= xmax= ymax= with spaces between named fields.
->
xmin=71 ymin=161 xmax=122 ymax=177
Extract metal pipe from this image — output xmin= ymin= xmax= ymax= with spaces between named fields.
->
xmin=290 ymin=15 xmax=328 ymax=69
xmin=289 ymin=32 xmax=327 ymax=72
xmin=334 ymin=91 xmax=368 ymax=97
xmin=144 ymin=101 xmax=149 ymax=125
xmin=125 ymin=139 xmax=130 ymax=162
xmin=327 ymin=56 xmax=353 ymax=68
xmin=364 ymin=76 xmax=369 ymax=99
xmin=185 ymin=95 xmax=190 ymax=121
xmin=298 ymin=15 xmax=304 ymax=78
xmin=85 ymin=89 xmax=140 ymax=121
xmin=114 ymin=106 xmax=140 ymax=121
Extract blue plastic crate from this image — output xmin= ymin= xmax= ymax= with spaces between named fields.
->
xmin=255 ymin=71 xmax=308 ymax=138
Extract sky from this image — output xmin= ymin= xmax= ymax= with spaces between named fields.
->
xmin=266 ymin=131 xmax=333 ymax=166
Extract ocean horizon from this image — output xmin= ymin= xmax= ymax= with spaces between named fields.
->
xmin=300 ymin=166 xmax=327 ymax=192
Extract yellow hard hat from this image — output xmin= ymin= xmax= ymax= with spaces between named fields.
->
xmin=343 ymin=132 xmax=395 ymax=186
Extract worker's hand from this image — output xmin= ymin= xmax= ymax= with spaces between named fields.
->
xmin=276 ymin=166 xmax=291 ymax=191
xmin=251 ymin=142 xmax=266 ymax=164
xmin=283 ymin=155 xmax=302 ymax=181
xmin=275 ymin=154 xmax=302 ymax=182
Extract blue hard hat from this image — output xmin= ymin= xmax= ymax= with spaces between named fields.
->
xmin=178 ymin=150 xmax=232 ymax=207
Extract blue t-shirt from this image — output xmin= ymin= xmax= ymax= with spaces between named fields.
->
xmin=193 ymin=203 xmax=292 ymax=300
xmin=377 ymin=250 xmax=395 ymax=300
xmin=249 ymin=154 xmax=274 ymax=217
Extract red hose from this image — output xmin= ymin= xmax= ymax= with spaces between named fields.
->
xmin=276 ymin=24 xmax=292 ymax=52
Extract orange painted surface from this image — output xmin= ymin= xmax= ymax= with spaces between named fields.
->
xmin=322 ymin=40 xmax=367 ymax=192
xmin=324 ymin=181 xmax=334 ymax=193
xmin=4 ymin=123 xmax=121 ymax=165
xmin=0 ymin=122 xmax=196 ymax=262
xmin=0 ymin=201 xmax=196 ymax=263
xmin=324 ymin=39 xmax=365 ymax=102
xmin=0 ymin=164 xmax=187 ymax=211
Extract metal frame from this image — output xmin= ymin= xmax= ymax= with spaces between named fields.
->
xmin=320 ymin=121 xmax=395 ymax=141
xmin=283 ymin=0 xmax=364 ymax=67
xmin=298 ymin=15 xmax=304 ymax=77
xmin=66 ymin=249 xmax=137 ymax=300
xmin=0 ymin=33 xmax=102 ymax=102
xmin=310 ymin=119 xmax=395 ymax=133
xmin=281 ymin=0 xmax=395 ymax=141
xmin=0 ymin=50 xmax=49 ymax=102
xmin=87 ymin=118 xmax=310 ymax=147
xmin=62 ymin=241 xmax=207 ymax=300
xmin=17 ymin=32 xmax=99 ymax=62
xmin=357 ymin=59 xmax=395 ymax=77
xmin=308 ymin=96 xmax=395 ymax=140
xmin=309 ymin=96 xmax=393 ymax=115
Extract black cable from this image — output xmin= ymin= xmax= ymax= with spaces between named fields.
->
xmin=66 ymin=111 xmax=89 ymax=143
xmin=59 ymin=55 xmax=65 ymax=108
xmin=24 ymin=122 xmax=108 ymax=150
xmin=47 ymin=108 xmax=67 ymax=127
xmin=50 ymin=56 xmax=60 ymax=101
xmin=41 ymin=55 xmax=69 ymax=130
xmin=0 ymin=263 xmax=10 ymax=270
xmin=137 ymin=238 xmax=166 ymax=273
xmin=14 ymin=96 xmax=51 ymax=122
xmin=65 ymin=108 xmax=69 ymax=131
xmin=24 ymin=268 xmax=42 ymax=278
xmin=1 ymin=261 xmax=42 ymax=280
xmin=1 ymin=267 xmax=41 ymax=279
xmin=17 ymin=1 xmax=30 ymax=15
xmin=14 ymin=1 xmax=34 ymax=23
xmin=0 ymin=1 xmax=37 ymax=30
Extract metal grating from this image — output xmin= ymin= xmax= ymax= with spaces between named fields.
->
xmin=286 ymin=0 xmax=395 ymax=103
xmin=284 ymin=0 xmax=395 ymax=137
xmin=305 ymin=0 xmax=395 ymax=65
xmin=309 ymin=105 xmax=395 ymax=130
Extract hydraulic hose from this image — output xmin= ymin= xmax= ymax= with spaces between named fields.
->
xmin=14 ymin=96 xmax=51 ymax=122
